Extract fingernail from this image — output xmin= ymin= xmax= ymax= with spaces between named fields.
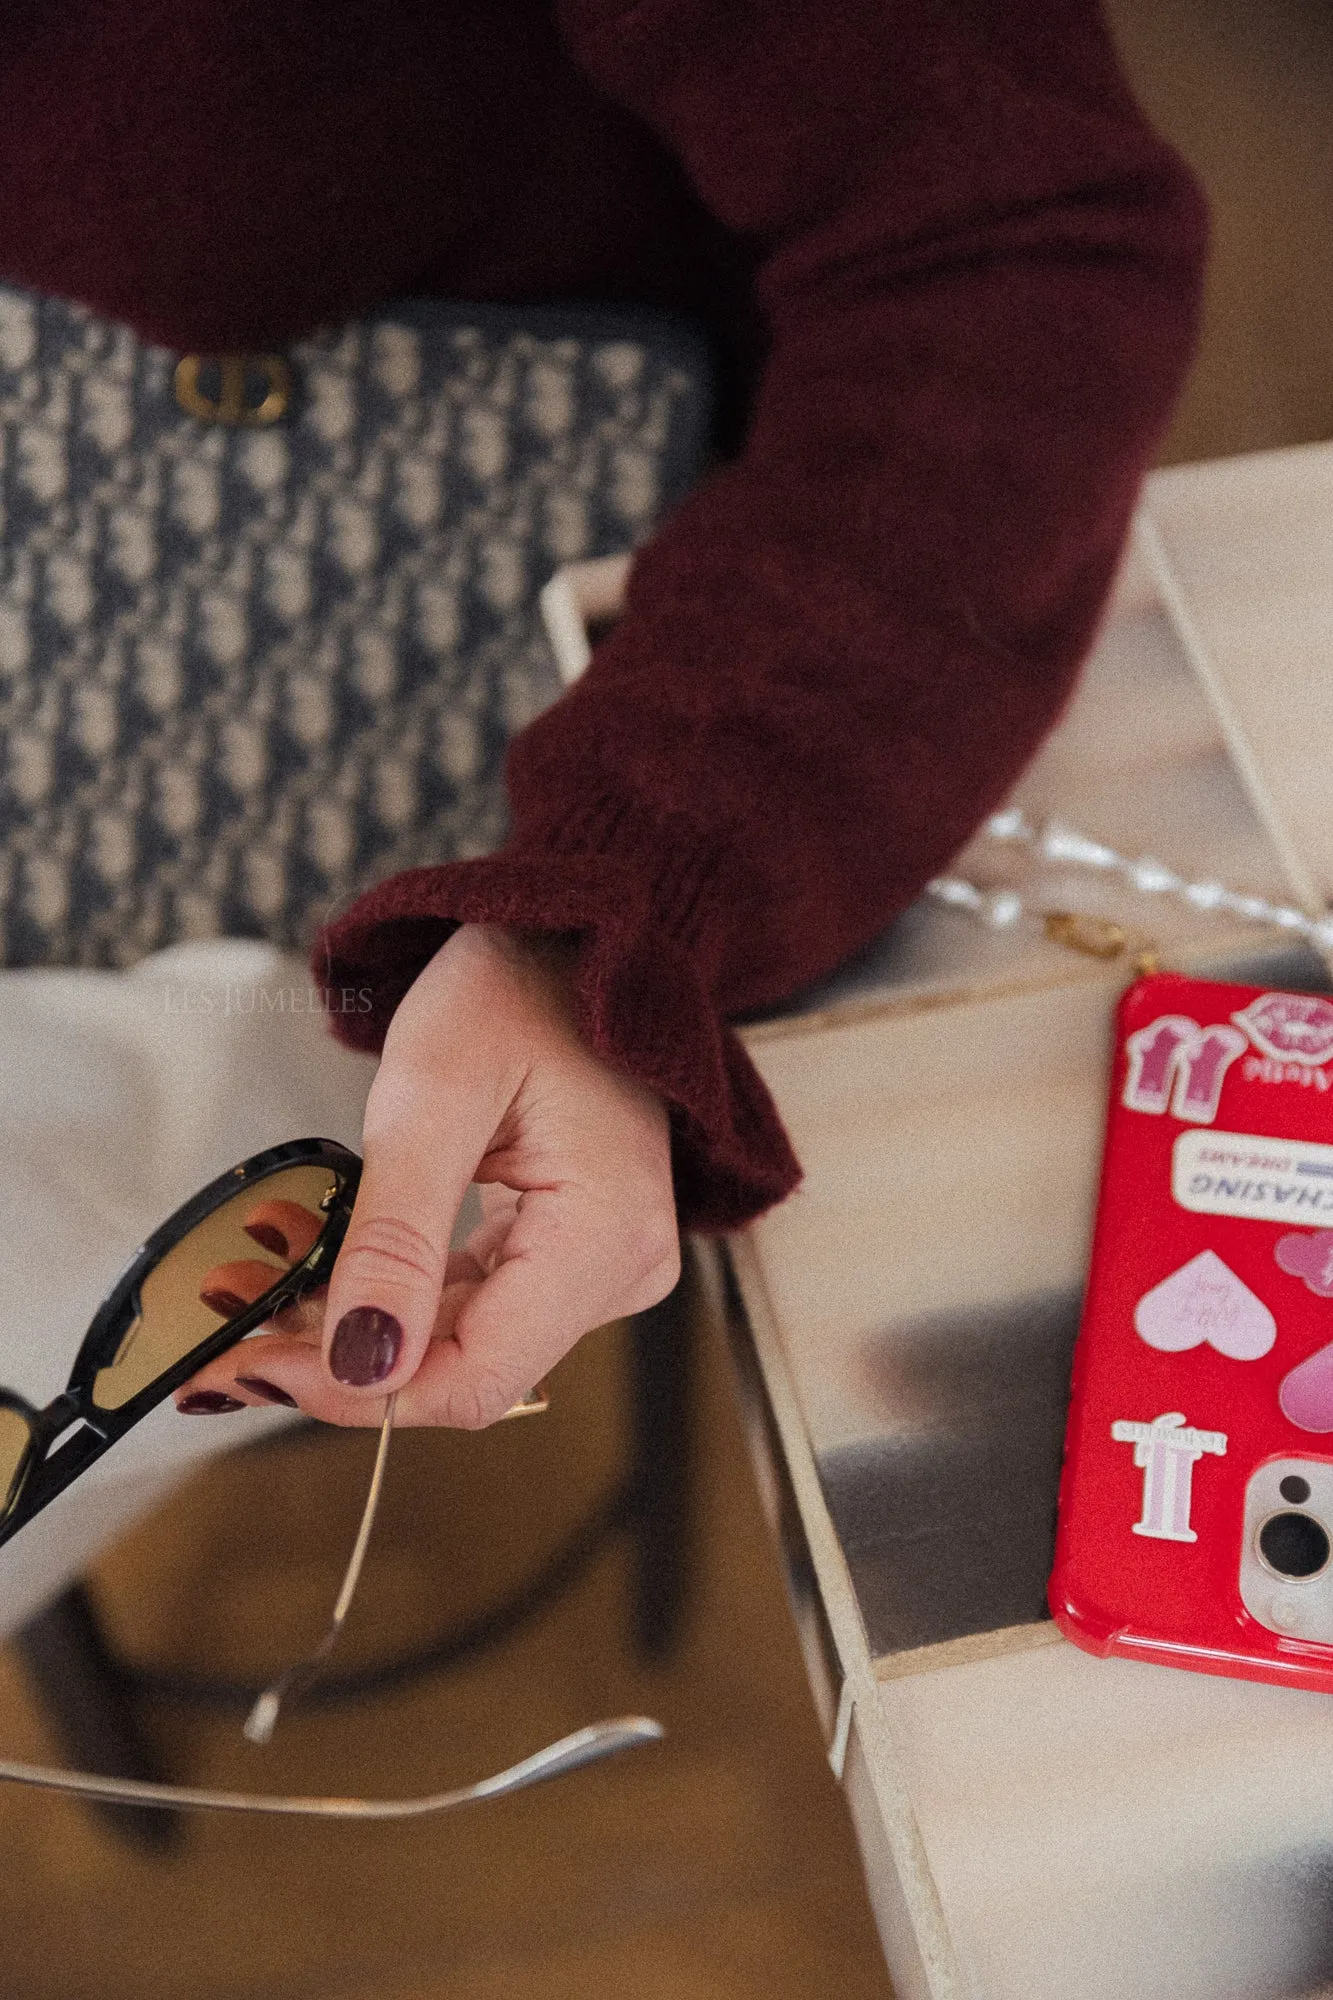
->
xmin=177 ymin=1392 xmax=245 ymax=1415
xmin=200 ymin=1287 xmax=249 ymax=1319
xmin=244 ymin=1222 xmax=289 ymax=1257
xmin=236 ymin=1376 xmax=299 ymax=1409
xmin=329 ymin=1307 xmax=402 ymax=1386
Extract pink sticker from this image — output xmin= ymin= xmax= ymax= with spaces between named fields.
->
xmin=1122 ymin=1015 xmax=1246 ymax=1124
xmin=1233 ymin=992 xmax=1333 ymax=1067
xmin=1275 ymin=1231 xmax=1333 ymax=1298
xmin=1134 ymin=1250 xmax=1277 ymax=1360
xmin=1123 ymin=1015 xmax=1202 ymax=1115
xmin=1280 ymin=1342 xmax=1333 ymax=1433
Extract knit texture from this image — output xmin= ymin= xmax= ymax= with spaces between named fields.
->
xmin=0 ymin=0 xmax=1208 ymax=1228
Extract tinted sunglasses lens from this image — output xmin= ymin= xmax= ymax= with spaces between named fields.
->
xmin=0 ymin=1406 xmax=33 ymax=1513
xmin=91 ymin=1163 xmax=341 ymax=1411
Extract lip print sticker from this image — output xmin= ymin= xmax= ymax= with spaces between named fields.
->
xmin=1275 ymin=1230 xmax=1333 ymax=1298
xmin=1134 ymin=1250 xmax=1277 ymax=1360
xmin=1233 ymin=992 xmax=1333 ymax=1067
xmin=1280 ymin=1342 xmax=1333 ymax=1432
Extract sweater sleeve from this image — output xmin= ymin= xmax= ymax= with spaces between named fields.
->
xmin=316 ymin=0 xmax=1208 ymax=1231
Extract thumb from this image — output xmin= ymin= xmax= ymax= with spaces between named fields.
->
xmin=322 ymin=1096 xmax=482 ymax=1396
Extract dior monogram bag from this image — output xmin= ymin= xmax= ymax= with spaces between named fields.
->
xmin=0 ymin=289 xmax=713 ymax=967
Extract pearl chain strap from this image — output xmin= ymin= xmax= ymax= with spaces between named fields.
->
xmin=927 ymin=810 xmax=1333 ymax=955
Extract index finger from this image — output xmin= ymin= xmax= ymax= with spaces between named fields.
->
xmin=319 ymin=1062 xmax=500 ymax=1395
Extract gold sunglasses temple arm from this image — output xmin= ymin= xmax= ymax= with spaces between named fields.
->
xmin=0 ymin=1374 xmax=647 ymax=1818
xmin=244 ymin=1390 xmax=397 ymax=1745
xmin=242 ymin=1377 xmax=547 ymax=1744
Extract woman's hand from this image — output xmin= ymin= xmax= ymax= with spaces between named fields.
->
xmin=176 ymin=925 xmax=680 ymax=1426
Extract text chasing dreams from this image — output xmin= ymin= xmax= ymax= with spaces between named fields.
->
xmin=1184 ymin=1172 xmax=1333 ymax=1216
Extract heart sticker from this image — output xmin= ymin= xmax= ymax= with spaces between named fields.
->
xmin=1275 ymin=1231 xmax=1333 ymax=1298
xmin=1134 ymin=1250 xmax=1276 ymax=1360
xmin=1280 ymin=1342 xmax=1333 ymax=1432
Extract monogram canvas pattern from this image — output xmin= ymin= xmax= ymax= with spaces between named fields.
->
xmin=0 ymin=288 xmax=711 ymax=966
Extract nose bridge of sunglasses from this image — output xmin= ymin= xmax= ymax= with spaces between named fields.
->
xmin=41 ymin=1390 xmax=89 ymax=1432
xmin=0 ymin=1389 xmax=97 ymax=1462
xmin=31 ymin=1407 xmax=109 ymax=1483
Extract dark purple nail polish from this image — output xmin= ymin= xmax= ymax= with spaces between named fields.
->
xmin=200 ymin=1287 xmax=248 ymax=1319
xmin=177 ymin=1391 xmax=245 ymax=1415
xmin=329 ymin=1307 xmax=402 ymax=1386
xmin=236 ymin=1376 xmax=299 ymax=1409
xmin=244 ymin=1222 xmax=289 ymax=1257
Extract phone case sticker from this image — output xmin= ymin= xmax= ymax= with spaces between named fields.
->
xmin=1123 ymin=1015 xmax=1204 ymax=1115
xmin=1111 ymin=1412 xmax=1227 ymax=1543
xmin=1133 ymin=1249 xmax=1276 ymax=1359
xmin=1232 ymin=992 xmax=1333 ymax=1066
xmin=1171 ymin=1128 xmax=1333 ymax=1225
xmin=1279 ymin=1343 xmax=1333 ymax=1432
xmin=1123 ymin=1016 xmax=1246 ymax=1123
xmin=1275 ymin=1230 xmax=1333 ymax=1297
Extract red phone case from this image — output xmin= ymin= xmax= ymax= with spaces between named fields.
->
xmin=1050 ymin=970 xmax=1333 ymax=1691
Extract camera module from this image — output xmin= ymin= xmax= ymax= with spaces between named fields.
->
xmin=1241 ymin=1462 xmax=1333 ymax=1641
xmin=1257 ymin=1510 xmax=1331 ymax=1581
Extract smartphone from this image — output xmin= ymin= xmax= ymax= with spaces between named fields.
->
xmin=1050 ymin=969 xmax=1333 ymax=1692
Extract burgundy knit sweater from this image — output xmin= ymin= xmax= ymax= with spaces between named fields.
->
xmin=0 ymin=0 xmax=1207 ymax=1229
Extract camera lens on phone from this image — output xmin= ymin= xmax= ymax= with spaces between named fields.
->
xmin=1280 ymin=1475 xmax=1313 ymax=1506
xmin=1257 ymin=1510 xmax=1331 ymax=1580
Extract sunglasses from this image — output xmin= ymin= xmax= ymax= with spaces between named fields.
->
xmin=0 ymin=1138 xmax=661 ymax=1818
